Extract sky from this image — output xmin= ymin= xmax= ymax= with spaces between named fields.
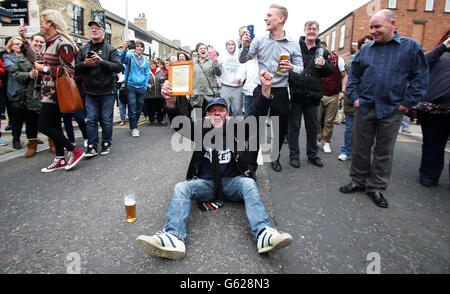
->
xmin=99 ymin=0 xmax=372 ymax=52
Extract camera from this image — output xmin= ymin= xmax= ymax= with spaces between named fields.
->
xmin=128 ymin=40 xmax=136 ymax=50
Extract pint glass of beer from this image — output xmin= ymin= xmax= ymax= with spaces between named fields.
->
xmin=277 ymin=52 xmax=290 ymax=74
xmin=124 ymin=194 xmax=136 ymax=223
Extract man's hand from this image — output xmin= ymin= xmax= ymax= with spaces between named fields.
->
xmin=279 ymin=59 xmax=294 ymax=72
xmin=123 ymin=41 xmax=130 ymax=51
xmin=34 ymin=62 xmax=44 ymax=72
xmin=84 ymin=51 xmax=102 ymax=67
xmin=354 ymin=99 xmax=360 ymax=108
xmin=315 ymin=57 xmax=325 ymax=68
xmin=161 ymin=80 xmax=176 ymax=108
xmin=399 ymin=105 xmax=408 ymax=113
xmin=212 ymin=57 xmax=219 ymax=66
xmin=18 ymin=25 xmax=28 ymax=41
xmin=241 ymin=31 xmax=252 ymax=49
xmin=217 ymin=82 xmax=222 ymax=89
xmin=259 ymin=70 xmax=273 ymax=98
xmin=338 ymin=91 xmax=345 ymax=101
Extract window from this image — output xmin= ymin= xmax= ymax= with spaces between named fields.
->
xmin=71 ymin=5 xmax=84 ymax=35
xmin=339 ymin=25 xmax=345 ymax=49
xmin=388 ymin=0 xmax=397 ymax=9
xmin=425 ymin=0 xmax=434 ymax=11
xmin=105 ymin=23 xmax=112 ymax=44
xmin=446 ymin=0 xmax=450 ymax=12
xmin=331 ymin=30 xmax=336 ymax=51
xmin=326 ymin=34 xmax=330 ymax=47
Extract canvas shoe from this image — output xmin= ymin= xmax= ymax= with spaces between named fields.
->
xmin=323 ymin=143 xmax=332 ymax=153
xmin=0 ymin=140 xmax=8 ymax=146
xmin=85 ymin=145 xmax=97 ymax=158
xmin=41 ymin=157 xmax=67 ymax=173
xmin=257 ymin=227 xmax=292 ymax=254
xmin=100 ymin=143 xmax=111 ymax=155
xmin=338 ymin=153 xmax=351 ymax=161
xmin=131 ymin=128 xmax=140 ymax=137
xmin=136 ymin=232 xmax=186 ymax=260
xmin=65 ymin=148 xmax=85 ymax=171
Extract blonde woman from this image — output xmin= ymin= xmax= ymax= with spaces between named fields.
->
xmin=2 ymin=37 xmax=23 ymax=149
xmin=34 ymin=9 xmax=85 ymax=172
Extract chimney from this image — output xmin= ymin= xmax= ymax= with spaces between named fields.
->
xmin=134 ymin=13 xmax=147 ymax=30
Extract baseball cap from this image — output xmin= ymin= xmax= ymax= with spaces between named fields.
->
xmin=206 ymin=97 xmax=228 ymax=112
xmin=88 ymin=20 xmax=104 ymax=29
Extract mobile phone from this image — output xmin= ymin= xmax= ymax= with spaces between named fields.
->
xmin=128 ymin=40 xmax=136 ymax=50
xmin=87 ymin=51 xmax=94 ymax=58
xmin=247 ymin=25 xmax=254 ymax=39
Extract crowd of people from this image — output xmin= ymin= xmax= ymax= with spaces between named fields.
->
xmin=0 ymin=4 xmax=449 ymax=260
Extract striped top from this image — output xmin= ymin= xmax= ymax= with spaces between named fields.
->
xmin=346 ymin=31 xmax=429 ymax=119
xmin=40 ymin=34 xmax=76 ymax=104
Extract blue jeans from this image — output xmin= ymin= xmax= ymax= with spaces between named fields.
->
xmin=164 ymin=176 xmax=271 ymax=242
xmin=401 ymin=115 xmax=410 ymax=131
xmin=244 ymin=95 xmax=253 ymax=118
xmin=85 ymin=94 xmax=115 ymax=148
xmin=127 ymin=86 xmax=146 ymax=130
xmin=62 ymin=110 xmax=87 ymax=144
xmin=341 ymin=114 xmax=354 ymax=156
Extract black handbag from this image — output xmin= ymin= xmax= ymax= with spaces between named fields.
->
xmin=119 ymin=57 xmax=132 ymax=105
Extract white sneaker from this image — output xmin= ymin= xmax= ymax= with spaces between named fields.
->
xmin=323 ymin=143 xmax=332 ymax=153
xmin=83 ymin=139 xmax=88 ymax=148
xmin=136 ymin=232 xmax=186 ymax=260
xmin=257 ymin=227 xmax=292 ymax=254
xmin=131 ymin=128 xmax=140 ymax=137
xmin=338 ymin=153 xmax=351 ymax=161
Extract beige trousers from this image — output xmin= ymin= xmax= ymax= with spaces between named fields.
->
xmin=317 ymin=94 xmax=339 ymax=143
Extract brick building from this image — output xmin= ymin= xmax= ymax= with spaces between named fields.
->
xmin=318 ymin=0 xmax=450 ymax=60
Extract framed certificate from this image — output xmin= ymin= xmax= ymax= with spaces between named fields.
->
xmin=168 ymin=60 xmax=193 ymax=96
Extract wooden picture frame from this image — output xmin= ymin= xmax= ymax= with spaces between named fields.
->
xmin=168 ymin=60 xmax=193 ymax=96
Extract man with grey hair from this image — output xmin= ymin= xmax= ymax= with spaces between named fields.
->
xmin=340 ymin=9 xmax=429 ymax=208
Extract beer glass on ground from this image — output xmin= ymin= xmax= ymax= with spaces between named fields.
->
xmin=124 ymin=194 xmax=136 ymax=223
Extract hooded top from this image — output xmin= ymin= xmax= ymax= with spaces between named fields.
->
xmin=217 ymin=41 xmax=243 ymax=87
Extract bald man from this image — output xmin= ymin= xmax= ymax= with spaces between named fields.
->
xmin=340 ymin=10 xmax=429 ymax=208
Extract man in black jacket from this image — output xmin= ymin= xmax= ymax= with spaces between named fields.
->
xmin=287 ymin=21 xmax=333 ymax=168
xmin=136 ymin=70 xmax=293 ymax=260
xmin=75 ymin=20 xmax=124 ymax=157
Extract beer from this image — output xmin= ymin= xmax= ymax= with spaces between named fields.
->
xmin=315 ymin=47 xmax=325 ymax=68
xmin=277 ymin=52 xmax=290 ymax=74
xmin=124 ymin=195 xmax=136 ymax=223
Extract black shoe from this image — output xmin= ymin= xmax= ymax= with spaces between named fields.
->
xmin=420 ymin=179 xmax=437 ymax=187
xmin=85 ymin=145 xmax=98 ymax=158
xmin=366 ymin=192 xmax=388 ymax=208
xmin=339 ymin=182 xmax=365 ymax=194
xmin=5 ymin=124 xmax=11 ymax=131
xmin=271 ymin=159 xmax=282 ymax=172
xmin=290 ymin=158 xmax=300 ymax=168
xmin=13 ymin=140 xmax=22 ymax=150
xmin=100 ymin=143 xmax=111 ymax=155
xmin=37 ymin=139 xmax=44 ymax=144
xmin=308 ymin=157 xmax=323 ymax=167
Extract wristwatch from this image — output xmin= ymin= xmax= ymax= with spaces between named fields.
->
xmin=43 ymin=66 xmax=49 ymax=73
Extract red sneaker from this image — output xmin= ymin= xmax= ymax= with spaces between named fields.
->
xmin=41 ymin=157 xmax=67 ymax=173
xmin=65 ymin=148 xmax=85 ymax=171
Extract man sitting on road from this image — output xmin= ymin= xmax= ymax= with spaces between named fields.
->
xmin=136 ymin=70 xmax=292 ymax=259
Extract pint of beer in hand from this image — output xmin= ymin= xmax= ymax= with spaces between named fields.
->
xmin=277 ymin=52 xmax=290 ymax=74
xmin=124 ymin=194 xmax=136 ymax=223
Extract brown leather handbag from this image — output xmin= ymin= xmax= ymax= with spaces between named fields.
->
xmin=56 ymin=67 xmax=84 ymax=113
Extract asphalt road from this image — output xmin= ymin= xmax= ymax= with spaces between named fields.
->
xmin=0 ymin=119 xmax=448 ymax=274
